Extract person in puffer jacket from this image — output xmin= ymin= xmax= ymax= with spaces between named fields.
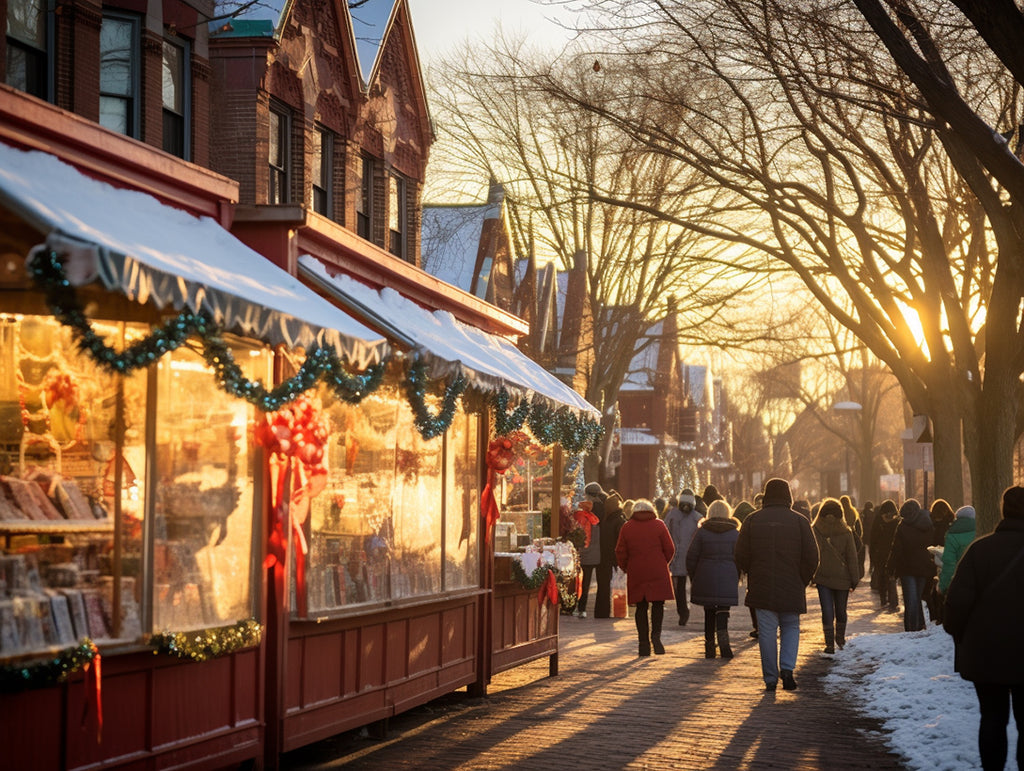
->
xmin=938 ymin=506 xmax=975 ymax=595
xmin=886 ymin=499 xmax=935 ymax=632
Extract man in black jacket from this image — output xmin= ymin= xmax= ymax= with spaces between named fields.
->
xmin=944 ymin=486 xmax=1024 ymax=771
xmin=735 ymin=478 xmax=819 ymax=692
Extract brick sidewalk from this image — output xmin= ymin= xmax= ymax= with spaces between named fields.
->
xmin=283 ymin=586 xmax=910 ymax=770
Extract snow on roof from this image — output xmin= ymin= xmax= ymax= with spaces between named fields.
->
xmin=617 ymin=428 xmax=661 ymax=446
xmin=298 ymin=256 xmax=600 ymax=417
xmin=420 ymin=204 xmax=487 ymax=294
xmin=0 ymin=140 xmax=387 ymax=366
xmin=621 ymin=322 xmax=664 ymax=391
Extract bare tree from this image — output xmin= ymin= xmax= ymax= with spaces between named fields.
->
xmin=536 ymin=0 xmax=1021 ymax=531
xmin=427 ymin=34 xmax=756 ymax=483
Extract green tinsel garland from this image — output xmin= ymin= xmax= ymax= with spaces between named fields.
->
xmin=150 ymin=619 xmax=263 ymax=662
xmin=0 ymin=638 xmax=99 ymax=693
xmin=403 ymin=360 xmax=467 ymax=439
xmin=490 ymin=388 xmax=531 ymax=435
xmin=29 ymin=249 xmax=603 ymax=448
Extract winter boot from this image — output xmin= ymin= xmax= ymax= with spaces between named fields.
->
xmin=703 ymin=608 xmax=716 ymax=658
xmin=781 ymin=669 xmax=798 ymax=691
xmin=835 ymin=621 xmax=847 ymax=650
xmin=651 ymin=601 xmax=666 ymax=655
xmin=636 ymin=602 xmax=651 ymax=656
xmin=823 ymin=628 xmax=835 ymax=655
xmin=716 ymin=608 xmax=733 ymax=659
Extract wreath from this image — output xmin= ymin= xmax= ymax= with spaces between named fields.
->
xmin=509 ymin=548 xmax=579 ymax=612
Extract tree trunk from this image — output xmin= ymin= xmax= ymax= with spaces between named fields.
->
xmin=929 ymin=406 xmax=965 ymax=508
xmin=964 ymin=374 xmax=1019 ymax=535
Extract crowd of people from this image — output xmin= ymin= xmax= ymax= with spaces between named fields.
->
xmin=565 ymin=479 xmax=1024 ymax=770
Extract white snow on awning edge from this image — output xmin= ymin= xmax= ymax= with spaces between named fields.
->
xmin=298 ymin=256 xmax=599 ymax=418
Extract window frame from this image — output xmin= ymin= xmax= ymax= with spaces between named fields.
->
xmin=5 ymin=0 xmax=54 ymax=101
xmin=388 ymin=171 xmax=406 ymax=261
xmin=310 ymin=124 xmax=333 ymax=217
xmin=268 ymin=103 xmax=291 ymax=205
xmin=356 ymin=154 xmax=374 ymax=240
xmin=161 ymin=35 xmax=191 ymax=160
xmin=99 ymin=12 xmax=141 ymax=138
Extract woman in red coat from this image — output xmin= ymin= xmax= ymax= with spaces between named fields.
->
xmin=616 ymin=498 xmax=676 ymax=656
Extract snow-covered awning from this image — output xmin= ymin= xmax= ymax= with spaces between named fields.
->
xmin=0 ymin=141 xmax=386 ymax=368
xmin=298 ymin=256 xmax=599 ymax=418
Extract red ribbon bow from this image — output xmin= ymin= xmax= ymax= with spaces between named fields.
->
xmin=537 ymin=568 xmax=559 ymax=606
xmin=481 ymin=437 xmax=515 ymax=543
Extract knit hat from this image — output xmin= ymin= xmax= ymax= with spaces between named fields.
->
xmin=1003 ymin=486 xmax=1024 ymax=519
xmin=702 ymin=484 xmax=722 ymax=504
xmin=818 ymin=498 xmax=843 ymax=518
xmin=707 ymin=499 xmax=732 ymax=520
xmin=584 ymin=482 xmax=605 ymax=497
xmin=954 ymin=505 xmax=975 ymax=519
xmin=679 ymin=490 xmax=696 ymax=508
xmin=762 ymin=478 xmax=792 ymax=507
xmin=632 ymin=498 xmax=655 ymax=514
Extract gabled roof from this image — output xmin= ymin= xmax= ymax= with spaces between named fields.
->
xmin=621 ymin=322 xmax=663 ymax=391
xmin=348 ymin=0 xmax=396 ymax=86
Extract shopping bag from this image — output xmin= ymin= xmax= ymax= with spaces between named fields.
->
xmin=611 ymin=567 xmax=628 ymax=618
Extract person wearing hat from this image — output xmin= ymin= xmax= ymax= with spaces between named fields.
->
xmin=944 ymin=487 xmax=1024 ymax=771
xmin=887 ymin=498 xmax=935 ymax=632
xmin=580 ymin=483 xmax=608 ymax=618
xmin=868 ymin=499 xmax=901 ymax=612
xmin=595 ymin=489 xmax=627 ymax=618
xmin=665 ymin=489 xmax=703 ymax=625
xmin=615 ymin=498 xmax=675 ymax=656
xmin=735 ymin=478 xmax=819 ymax=692
xmin=810 ymin=498 xmax=860 ymax=655
xmin=687 ymin=498 xmax=741 ymax=658
xmin=938 ymin=506 xmax=975 ymax=596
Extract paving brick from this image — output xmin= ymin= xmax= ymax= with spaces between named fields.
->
xmin=283 ymin=586 xmax=912 ymax=769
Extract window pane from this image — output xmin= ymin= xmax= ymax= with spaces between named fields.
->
xmin=152 ymin=345 xmax=265 ymax=630
xmin=99 ymin=96 xmax=129 ymax=135
xmin=388 ymin=175 xmax=400 ymax=232
xmin=445 ymin=411 xmax=478 ymax=590
xmin=311 ymin=130 xmax=323 ymax=188
xmin=6 ymin=0 xmax=46 ymax=47
xmin=0 ymin=316 xmax=146 ymax=656
xmin=162 ymin=40 xmax=183 ymax=113
xmin=269 ymin=111 xmax=281 ymax=166
xmin=5 ymin=42 xmax=44 ymax=97
xmin=100 ymin=18 xmax=132 ymax=97
xmin=391 ymin=401 xmax=443 ymax=598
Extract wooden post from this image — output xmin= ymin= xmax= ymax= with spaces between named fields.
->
xmin=550 ymin=444 xmax=563 ymax=538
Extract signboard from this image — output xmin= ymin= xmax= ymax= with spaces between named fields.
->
xmin=902 ymin=440 xmax=934 ymax=472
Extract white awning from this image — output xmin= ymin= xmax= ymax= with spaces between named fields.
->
xmin=0 ymin=141 xmax=386 ymax=367
xmin=298 ymin=256 xmax=599 ymax=418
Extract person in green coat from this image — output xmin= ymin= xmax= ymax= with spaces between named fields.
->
xmin=938 ymin=505 xmax=976 ymax=595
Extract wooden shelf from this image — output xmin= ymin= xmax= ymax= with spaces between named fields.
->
xmin=0 ymin=519 xmax=114 ymax=535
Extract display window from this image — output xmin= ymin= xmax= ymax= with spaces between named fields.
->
xmin=0 ymin=313 xmax=266 ymax=661
xmin=298 ymin=382 xmax=481 ymax=617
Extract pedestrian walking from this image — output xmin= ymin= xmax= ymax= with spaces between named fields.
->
xmin=868 ymin=499 xmax=900 ymax=612
xmin=735 ymin=478 xmax=819 ymax=692
xmin=887 ymin=499 xmax=935 ymax=632
xmin=943 ymin=486 xmax=1024 ymax=771
xmin=811 ymin=498 xmax=860 ymax=655
xmin=595 ymin=490 xmax=626 ymax=619
xmin=574 ymin=499 xmax=601 ymax=618
xmin=664 ymin=490 xmax=702 ymax=625
xmin=937 ymin=506 xmax=975 ymax=597
xmin=687 ymin=499 xmax=740 ymax=659
xmin=615 ymin=498 xmax=675 ymax=656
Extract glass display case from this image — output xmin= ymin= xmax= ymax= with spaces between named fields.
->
xmin=0 ymin=313 xmax=266 ymax=661
xmin=298 ymin=383 xmax=480 ymax=616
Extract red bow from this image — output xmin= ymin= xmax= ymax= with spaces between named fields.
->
xmin=481 ymin=437 xmax=515 ymax=543
xmin=537 ymin=568 xmax=559 ymax=606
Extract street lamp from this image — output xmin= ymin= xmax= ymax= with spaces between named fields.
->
xmin=833 ymin=401 xmax=862 ymax=497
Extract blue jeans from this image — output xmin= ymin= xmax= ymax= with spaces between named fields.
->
xmin=755 ymin=608 xmax=800 ymax=685
xmin=816 ymin=586 xmax=849 ymax=636
xmin=899 ymin=575 xmax=927 ymax=631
